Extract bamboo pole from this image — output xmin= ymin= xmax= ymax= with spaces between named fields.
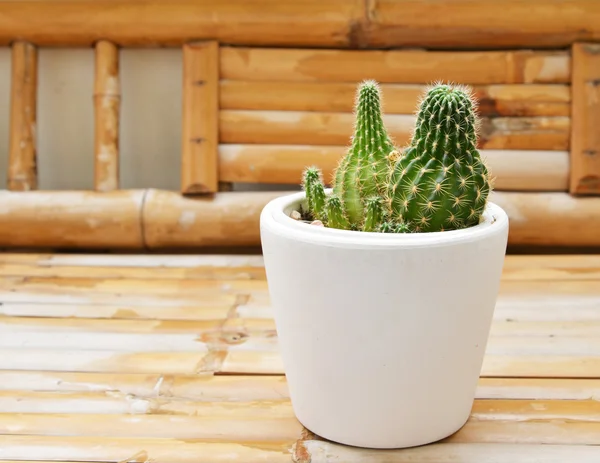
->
xmin=221 ymin=47 xmax=570 ymax=84
xmin=365 ymin=0 xmax=600 ymax=49
xmin=570 ymin=43 xmax=600 ymax=195
xmin=0 ymin=0 xmax=363 ymax=47
xmin=94 ymin=40 xmax=120 ymax=192
xmin=0 ymin=190 xmax=145 ymax=249
xmin=181 ymin=41 xmax=219 ymax=194
xmin=8 ymin=41 xmax=37 ymax=191
xmin=0 ymin=190 xmax=597 ymax=249
xmin=142 ymin=189 xmax=282 ymax=249
xmin=218 ymin=145 xmax=569 ymax=192
xmin=0 ymin=1 xmax=598 ymax=50
xmin=219 ymin=110 xmax=570 ymax=150
xmin=220 ymin=82 xmax=571 ymax=117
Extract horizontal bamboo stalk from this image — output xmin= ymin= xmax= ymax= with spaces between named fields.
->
xmin=0 ymin=253 xmax=266 ymax=268
xmin=1 ymin=278 xmax=598 ymax=322
xmin=141 ymin=189 xmax=280 ymax=249
xmin=296 ymin=440 xmax=600 ymax=463
xmin=4 ymin=393 xmax=600 ymax=420
xmin=0 ymin=262 xmax=266 ymax=281
xmin=0 ymin=0 xmax=363 ymax=47
xmin=0 ymin=390 xmax=294 ymax=417
xmin=0 ymin=278 xmax=263 ymax=307
xmin=219 ymin=110 xmax=570 ymax=150
xmin=0 ymin=403 xmax=599 ymax=445
xmin=365 ymin=0 xmax=600 ymax=49
xmin=0 ymin=371 xmax=290 ymax=400
xmin=220 ymin=81 xmax=571 ymax=117
xmin=0 ymin=1 xmax=599 ymax=49
xmin=474 ymin=378 xmax=600 ymax=401
xmin=0 ymin=253 xmax=596 ymax=282
xmin=4 ymin=316 xmax=600 ymax=339
xmin=0 ymin=413 xmax=303 ymax=441
xmin=0 ymin=435 xmax=293 ymax=463
xmin=0 ymin=302 xmax=236 ymax=321
xmin=4 ymin=319 xmax=600 ymax=351
xmin=0 ymin=190 xmax=146 ymax=249
xmin=1 ymin=267 xmax=595 ymax=300
xmin=570 ymin=43 xmax=600 ymax=194
xmin=8 ymin=41 xmax=37 ymax=191
xmin=1 ymin=370 xmax=597 ymax=402
xmin=218 ymin=145 xmax=569 ymax=191
xmin=0 ymin=190 xmax=598 ymax=248
xmin=1 ymin=346 xmax=597 ymax=377
xmin=221 ymin=47 xmax=570 ymax=84
xmin=9 ymin=290 xmax=599 ymax=323
xmin=491 ymin=192 xmax=600 ymax=246
xmin=93 ymin=40 xmax=120 ymax=192
xmin=489 ymin=321 xmax=600 ymax=337
xmin=500 ymin=255 xmax=600 ymax=281
xmin=181 ymin=41 xmax=219 ymax=194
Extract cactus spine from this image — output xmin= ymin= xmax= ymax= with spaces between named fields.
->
xmin=301 ymin=81 xmax=492 ymax=234
xmin=387 ymin=83 xmax=491 ymax=232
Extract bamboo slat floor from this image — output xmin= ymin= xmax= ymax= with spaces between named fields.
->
xmin=0 ymin=252 xmax=599 ymax=462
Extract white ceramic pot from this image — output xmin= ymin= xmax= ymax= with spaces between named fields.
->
xmin=260 ymin=190 xmax=509 ymax=449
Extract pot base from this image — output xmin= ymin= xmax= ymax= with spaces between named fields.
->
xmin=295 ymin=406 xmax=472 ymax=449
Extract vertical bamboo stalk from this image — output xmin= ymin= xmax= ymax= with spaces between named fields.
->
xmin=181 ymin=41 xmax=219 ymax=194
xmin=94 ymin=40 xmax=120 ymax=191
xmin=8 ymin=41 xmax=37 ymax=191
xmin=570 ymin=43 xmax=600 ymax=195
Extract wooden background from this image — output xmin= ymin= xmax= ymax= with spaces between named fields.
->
xmin=1 ymin=0 xmax=599 ymax=251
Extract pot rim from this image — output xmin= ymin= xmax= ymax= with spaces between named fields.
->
xmin=260 ymin=189 xmax=509 ymax=249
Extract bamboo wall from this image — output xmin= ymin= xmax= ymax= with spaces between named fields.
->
xmin=1 ymin=0 xmax=599 ymax=251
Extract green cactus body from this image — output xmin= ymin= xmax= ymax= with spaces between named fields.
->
xmin=331 ymin=80 xmax=396 ymax=227
xmin=302 ymin=80 xmax=396 ymax=230
xmin=387 ymin=84 xmax=491 ymax=232
xmin=302 ymin=166 xmax=327 ymax=221
xmin=325 ymin=193 xmax=350 ymax=229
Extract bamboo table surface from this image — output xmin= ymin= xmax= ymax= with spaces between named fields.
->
xmin=0 ymin=252 xmax=599 ymax=462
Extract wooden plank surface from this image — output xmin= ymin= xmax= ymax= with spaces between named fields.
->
xmin=0 ymin=252 xmax=598 ymax=461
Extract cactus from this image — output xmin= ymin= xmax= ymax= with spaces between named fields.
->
xmin=387 ymin=83 xmax=492 ymax=232
xmin=300 ymin=81 xmax=492 ymax=234
xmin=302 ymin=80 xmax=397 ymax=230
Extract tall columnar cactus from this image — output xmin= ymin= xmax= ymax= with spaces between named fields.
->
xmin=387 ymin=83 xmax=492 ymax=232
xmin=302 ymin=80 xmax=397 ymax=230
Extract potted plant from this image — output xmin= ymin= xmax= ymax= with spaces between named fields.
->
xmin=259 ymin=81 xmax=509 ymax=449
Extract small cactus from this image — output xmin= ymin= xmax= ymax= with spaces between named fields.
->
xmin=302 ymin=80 xmax=397 ymax=230
xmin=387 ymin=83 xmax=492 ymax=232
xmin=300 ymin=81 xmax=493 ymax=234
